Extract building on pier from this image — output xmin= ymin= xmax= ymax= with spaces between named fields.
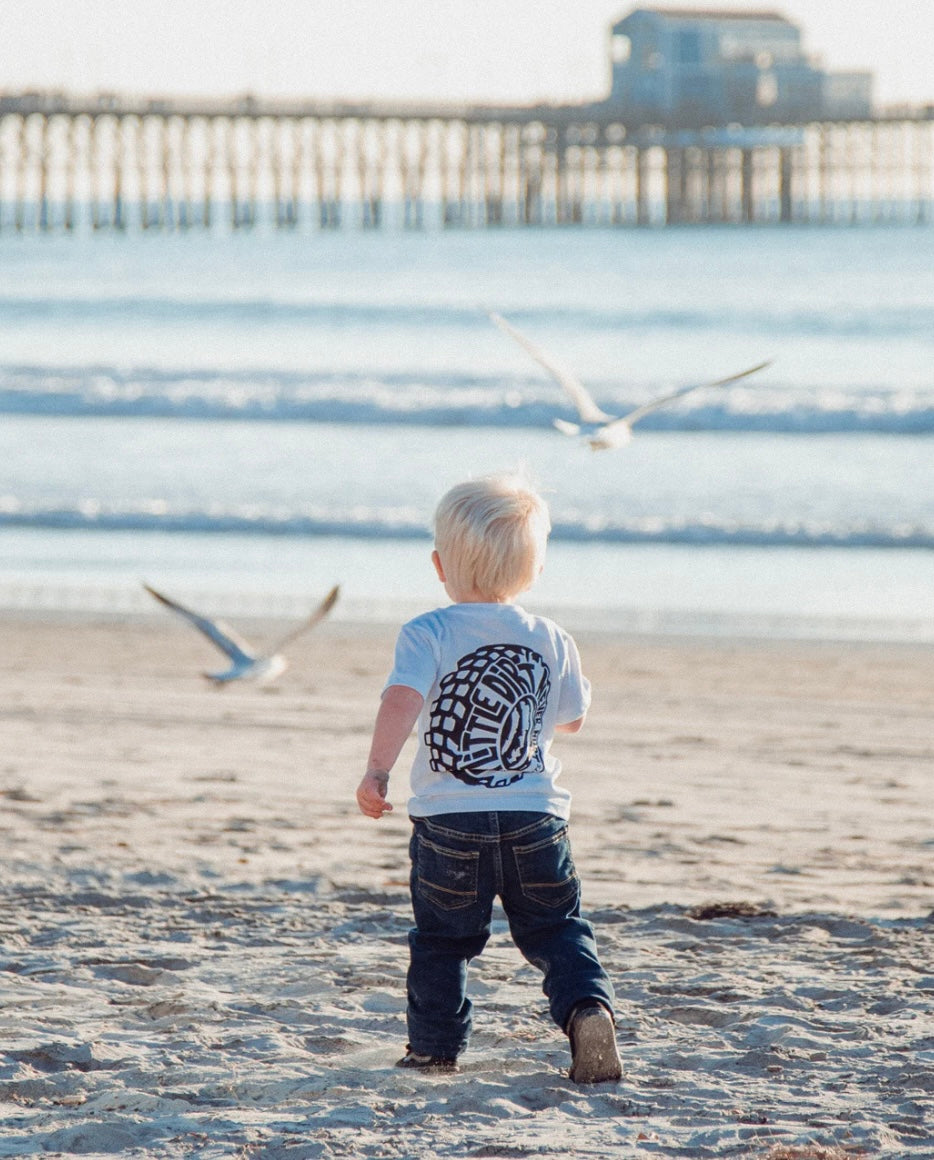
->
xmin=607 ymin=8 xmax=872 ymax=125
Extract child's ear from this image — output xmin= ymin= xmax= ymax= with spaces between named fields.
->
xmin=431 ymin=550 xmax=446 ymax=582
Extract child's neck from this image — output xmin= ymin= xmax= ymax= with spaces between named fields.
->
xmin=450 ymin=589 xmax=518 ymax=605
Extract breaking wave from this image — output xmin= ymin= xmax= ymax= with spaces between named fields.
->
xmin=2 ymin=364 xmax=933 ymax=434
xmin=1 ymin=499 xmax=930 ymax=549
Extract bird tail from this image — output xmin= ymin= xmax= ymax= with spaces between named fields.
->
xmin=553 ymin=418 xmax=581 ymax=437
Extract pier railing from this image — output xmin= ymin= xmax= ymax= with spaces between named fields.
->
xmin=1 ymin=91 xmax=931 ymax=230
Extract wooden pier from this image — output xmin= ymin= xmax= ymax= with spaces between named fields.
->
xmin=0 ymin=92 xmax=931 ymax=230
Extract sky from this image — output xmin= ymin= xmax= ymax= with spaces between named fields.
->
xmin=1 ymin=1 xmax=931 ymax=110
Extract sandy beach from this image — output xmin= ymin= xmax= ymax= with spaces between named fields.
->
xmin=0 ymin=610 xmax=931 ymax=1157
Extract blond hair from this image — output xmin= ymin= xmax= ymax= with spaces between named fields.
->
xmin=433 ymin=474 xmax=551 ymax=601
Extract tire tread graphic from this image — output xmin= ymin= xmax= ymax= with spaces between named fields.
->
xmin=425 ymin=643 xmax=551 ymax=788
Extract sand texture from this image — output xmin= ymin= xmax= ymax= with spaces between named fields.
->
xmin=0 ymin=613 xmax=932 ymax=1158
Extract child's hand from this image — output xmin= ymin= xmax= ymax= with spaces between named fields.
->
xmin=356 ymin=770 xmax=393 ymax=819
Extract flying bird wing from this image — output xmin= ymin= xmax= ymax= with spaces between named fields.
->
xmin=143 ymin=584 xmax=257 ymax=665
xmin=489 ymin=312 xmax=614 ymax=425
xmin=267 ymin=584 xmax=341 ymax=654
xmin=607 ymin=360 xmax=772 ymax=434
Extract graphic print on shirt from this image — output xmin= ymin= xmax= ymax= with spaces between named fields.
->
xmin=425 ymin=643 xmax=551 ymax=788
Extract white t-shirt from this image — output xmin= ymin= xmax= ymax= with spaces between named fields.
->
xmin=385 ymin=602 xmax=591 ymax=819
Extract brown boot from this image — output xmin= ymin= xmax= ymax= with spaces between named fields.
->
xmin=395 ymin=1045 xmax=459 ymax=1073
xmin=567 ymin=1002 xmax=622 ymax=1084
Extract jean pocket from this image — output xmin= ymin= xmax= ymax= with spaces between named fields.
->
xmin=513 ymin=829 xmax=580 ymax=909
xmin=415 ymin=835 xmax=480 ymax=911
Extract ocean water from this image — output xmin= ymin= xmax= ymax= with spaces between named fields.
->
xmin=1 ymin=222 xmax=932 ymax=639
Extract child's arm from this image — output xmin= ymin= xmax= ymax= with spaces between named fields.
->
xmin=555 ymin=714 xmax=586 ymax=734
xmin=356 ymin=684 xmax=425 ymax=819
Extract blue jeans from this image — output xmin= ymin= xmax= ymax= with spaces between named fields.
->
xmin=406 ymin=811 xmax=615 ymax=1058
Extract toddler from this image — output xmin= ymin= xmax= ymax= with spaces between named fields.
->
xmin=356 ymin=474 xmax=620 ymax=1083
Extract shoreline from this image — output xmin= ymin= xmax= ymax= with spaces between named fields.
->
xmin=3 ymin=586 xmax=934 ymax=647
xmin=3 ymin=529 xmax=934 ymax=647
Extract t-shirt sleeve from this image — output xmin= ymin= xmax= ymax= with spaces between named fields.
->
xmin=383 ymin=619 xmax=440 ymax=699
xmin=555 ymin=632 xmax=592 ymax=724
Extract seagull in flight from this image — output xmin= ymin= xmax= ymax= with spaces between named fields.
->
xmin=490 ymin=312 xmax=770 ymax=450
xmin=143 ymin=583 xmax=340 ymax=685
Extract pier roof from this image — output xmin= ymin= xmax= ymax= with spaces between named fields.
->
xmin=621 ymin=8 xmax=792 ymax=21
